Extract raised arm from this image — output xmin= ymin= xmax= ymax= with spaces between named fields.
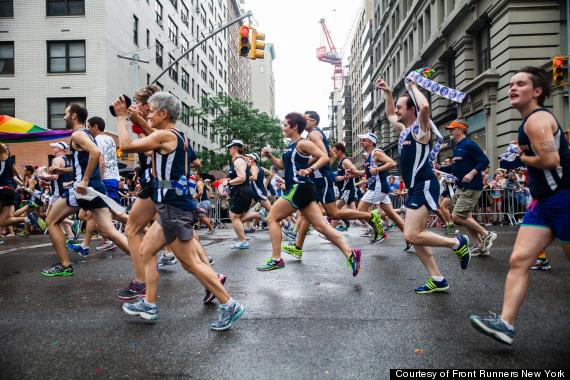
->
xmin=261 ymin=147 xmax=284 ymax=170
xmin=408 ymin=82 xmax=431 ymax=133
xmin=376 ymin=79 xmax=405 ymax=133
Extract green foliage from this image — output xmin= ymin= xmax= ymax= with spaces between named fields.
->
xmin=191 ymin=94 xmax=285 ymax=162
xmin=197 ymin=150 xmax=230 ymax=173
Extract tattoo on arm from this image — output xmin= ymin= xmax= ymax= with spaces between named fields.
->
xmin=540 ymin=140 xmax=557 ymax=153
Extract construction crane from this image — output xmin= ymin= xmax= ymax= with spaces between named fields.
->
xmin=316 ymin=18 xmax=344 ymax=90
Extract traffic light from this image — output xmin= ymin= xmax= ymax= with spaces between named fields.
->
xmin=552 ymin=55 xmax=567 ymax=85
xmin=250 ymin=28 xmax=265 ymax=60
xmin=238 ymin=25 xmax=251 ymax=57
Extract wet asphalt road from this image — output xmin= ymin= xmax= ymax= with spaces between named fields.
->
xmin=0 ymin=225 xmax=569 ymax=379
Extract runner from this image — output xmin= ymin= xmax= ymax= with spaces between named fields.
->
xmin=194 ymin=172 xmax=215 ymax=233
xmin=246 ymin=152 xmax=272 ymax=213
xmin=330 ymin=142 xmax=357 ymax=231
xmin=445 ymin=119 xmax=497 ymax=255
xmin=256 ymin=112 xmax=361 ymax=274
xmin=280 ymin=111 xmax=383 ymax=260
xmin=226 ymin=139 xmax=259 ymax=249
xmin=470 ymin=66 xmax=570 ymax=344
xmin=116 ymin=92 xmax=244 ymax=330
xmin=375 ymin=79 xmax=471 ymax=294
xmin=41 ymin=103 xmax=130 ymax=277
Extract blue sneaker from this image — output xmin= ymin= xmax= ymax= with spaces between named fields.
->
xmin=67 ymin=242 xmax=89 ymax=257
xmin=282 ymin=227 xmax=297 ymax=241
xmin=230 ymin=241 xmax=250 ymax=249
xmin=122 ymin=298 xmax=158 ymax=321
xmin=453 ymin=235 xmax=471 ymax=270
xmin=470 ymin=312 xmax=515 ymax=345
xmin=415 ymin=277 xmax=449 ymax=294
xmin=336 ymin=225 xmax=348 ymax=232
xmin=210 ymin=300 xmax=245 ymax=331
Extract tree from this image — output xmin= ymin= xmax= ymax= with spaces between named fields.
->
xmin=191 ymin=94 xmax=284 ymax=155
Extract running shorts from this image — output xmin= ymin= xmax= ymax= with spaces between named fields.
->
xmin=406 ymin=178 xmax=440 ymax=212
xmin=282 ymin=183 xmax=315 ymax=210
xmin=521 ymin=188 xmax=570 ymax=243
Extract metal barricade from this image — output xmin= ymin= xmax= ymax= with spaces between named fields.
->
xmin=208 ymin=196 xmax=230 ymax=229
xmin=470 ymin=188 xmax=517 ymax=226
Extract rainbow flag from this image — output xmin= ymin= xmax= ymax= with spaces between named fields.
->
xmin=0 ymin=115 xmax=72 ymax=143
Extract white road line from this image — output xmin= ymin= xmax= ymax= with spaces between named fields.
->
xmin=0 ymin=243 xmax=54 ymax=256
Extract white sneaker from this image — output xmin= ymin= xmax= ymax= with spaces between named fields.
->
xmin=482 ymin=232 xmax=498 ymax=251
xmin=230 ymin=241 xmax=250 ymax=249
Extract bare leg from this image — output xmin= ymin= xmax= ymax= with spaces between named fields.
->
xmin=230 ymin=211 xmax=246 ymax=242
xmin=301 ymin=202 xmax=352 ymax=258
xmin=140 ymin=222 xmax=167 ymax=304
xmin=46 ymin=199 xmax=78 ymax=267
xmin=403 ymin=206 xmax=444 ymax=278
xmin=90 ymin=208 xmax=129 ymax=254
xmin=380 ymin=203 xmax=405 ymax=231
xmin=125 ymin=197 xmax=157 ymax=284
xmin=267 ymin=198 xmax=297 ymax=259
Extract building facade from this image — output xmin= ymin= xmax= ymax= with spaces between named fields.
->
xmin=227 ymin=0 xmax=251 ymax=103
xmin=0 ymin=0 xmax=235 ymax=166
xmin=250 ymin=42 xmax=276 ymax=117
xmin=364 ymin=0 xmax=568 ymax=169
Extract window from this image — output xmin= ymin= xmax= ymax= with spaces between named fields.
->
xmin=146 ymin=29 xmax=150 ymax=47
xmin=424 ymin=7 xmax=431 ymax=42
xmin=168 ymin=54 xmax=178 ymax=82
xmin=155 ymin=0 xmax=163 ymax=25
xmin=477 ymin=23 xmax=491 ymax=73
xmin=200 ymin=5 xmax=206 ymax=26
xmin=46 ymin=0 xmax=84 ymax=16
xmin=168 ymin=17 xmax=178 ymax=45
xmin=0 ymin=99 xmax=15 ymax=117
xmin=447 ymin=53 xmax=456 ymax=88
xmin=155 ymin=40 xmax=163 ymax=67
xmin=209 ymin=72 xmax=214 ymax=90
xmin=0 ymin=41 xmax=14 ymax=75
xmin=181 ymin=35 xmax=189 ymax=54
xmin=47 ymin=97 xmax=85 ymax=129
xmin=418 ymin=17 xmax=424 ymax=48
xmin=200 ymin=62 xmax=207 ymax=81
xmin=208 ymin=46 xmax=214 ymax=64
xmin=181 ymin=102 xmax=190 ymax=125
xmin=0 ymin=0 xmax=13 ymax=17
xmin=181 ymin=69 xmax=189 ymax=92
xmin=200 ymin=32 xmax=206 ymax=52
xmin=181 ymin=2 xmax=189 ymax=26
xmin=201 ymin=117 xmax=207 ymax=136
xmin=133 ymin=15 xmax=139 ymax=46
xmin=169 ymin=0 xmax=177 ymax=9
xmin=47 ymin=40 xmax=85 ymax=73
xmin=191 ymin=78 xmax=195 ymax=98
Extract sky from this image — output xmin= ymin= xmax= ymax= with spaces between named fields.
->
xmin=243 ymin=0 xmax=362 ymax=124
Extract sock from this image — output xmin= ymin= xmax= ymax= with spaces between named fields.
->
xmin=294 ymin=243 xmax=302 ymax=250
xmin=81 ymin=244 xmax=89 ymax=249
xmin=222 ymin=298 xmax=235 ymax=309
xmin=431 ymin=276 xmax=445 ymax=282
xmin=133 ymin=281 xmax=145 ymax=290
xmin=452 ymin=237 xmax=461 ymax=250
xmin=144 ymin=299 xmax=156 ymax=307
xmin=501 ymin=319 xmax=514 ymax=330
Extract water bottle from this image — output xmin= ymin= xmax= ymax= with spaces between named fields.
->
xmin=176 ymin=175 xmax=188 ymax=196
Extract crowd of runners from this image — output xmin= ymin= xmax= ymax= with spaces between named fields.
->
xmin=0 ymin=66 xmax=568 ymax=344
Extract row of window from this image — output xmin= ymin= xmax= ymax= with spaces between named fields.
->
xmin=0 ymin=41 xmax=85 ymax=75
xmin=0 ymin=97 xmax=85 ymax=130
xmin=0 ymin=0 xmax=86 ymax=17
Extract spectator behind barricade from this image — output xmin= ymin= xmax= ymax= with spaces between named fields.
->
xmin=396 ymin=175 xmax=407 ymax=194
xmin=387 ymin=176 xmax=398 ymax=194
xmin=489 ymin=171 xmax=506 ymax=224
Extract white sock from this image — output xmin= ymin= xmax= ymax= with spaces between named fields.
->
xmin=432 ymin=276 xmax=445 ymax=282
xmin=144 ymin=299 xmax=156 ymax=307
xmin=452 ymin=237 xmax=461 ymax=249
xmin=222 ymin=298 xmax=235 ymax=308
xmin=81 ymin=244 xmax=89 ymax=249
xmin=501 ymin=319 xmax=514 ymax=330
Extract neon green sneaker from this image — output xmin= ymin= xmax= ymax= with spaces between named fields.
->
xmin=281 ymin=242 xmax=303 ymax=260
xmin=369 ymin=209 xmax=385 ymax=243
xmin=37 ymin=217 xmax=47 ymax=232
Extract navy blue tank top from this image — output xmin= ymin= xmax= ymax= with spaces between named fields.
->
xmin=138 ymin=152 xmax=153 ymax=185
xmin=518 ymin=108 xmax=570 ymax=199
xmin=152 ymin=129 xmax=196 ymax=211
xmin=283 ymin=139 xmax=312 ymax=191
xmin=337 ymin=157 xmax=355 ymax=192
xmin=310 ymin=128 xmax=332 ymax=178
xmin=0 ymin=153 xmax=15 ymax=187
xmin=399 ymin=128 xmax=435 ymax=189
xmin=70 ymin=129 xmax=104 ymax=188
xmin=228 ymin=156 xmax=250 ymax=194
xmin=51 ymin=155 xmax=71 ymax=197
xmin=250 ymin=165 xmax=267 ymax=196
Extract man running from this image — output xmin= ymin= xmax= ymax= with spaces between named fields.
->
xmin=470 ymin=66 xmax=570 ymax=345
xmin=280 ymin=111 xmax=383 ymax=260
xmin=445 ymin=119 xmax=496 ymax=255
xmin=376 ymin=79 xmax=471 ymax=294
xmin=41 ymin=104 xmax=129 ymax=277
xmin=116 ymin=92 xmax=244 ymax=330
xmin=256 ymin=112 xmax=361 ymax=274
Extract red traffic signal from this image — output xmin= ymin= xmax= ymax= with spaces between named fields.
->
xmin=238 ymin=26 xmax=251 ymax=57
xmin=553 ymin=55 xmax=567 ymax=84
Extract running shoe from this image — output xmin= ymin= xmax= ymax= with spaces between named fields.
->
xmin=65 ymin=238 xmax=78 ymax=246
xmin=96 ymin=240 xmax=114 ymax=251
xmin=384 ymin=223 xmax=396 ymax=232
xmin=158 ymin=252 xmax=178 ymax=268
xmin=403 ymin=242 xmax=415 ymax=253
xmin=444 ymin=223 xmax=455 ymax=235
xmin=469 ymin=312 xmax=515 ymax=345
xmin=360 ymin=230 xmax=371 ymax=237
xmin=369 ymin=209 xmax=384 ymax=243
xmin=204 ymin=274 xmax=227 ymax=304
xmin=116 ymin=281 xmax=146 ymax=300
xmin=343 ymin=219 xmax=351 ymax=229
xmin=208 ymin=256 xmax=215 ymax=265
xmin=481 ymin=231 xmax=497 ymax=251
xmin=307 ymin=225 xmax=314 ymax=235
xmin=415 ymin=277 xmax=449 ymax=294
xmin=336 ymin=225 xmax=348 ymax=232
xmin=41 ymin=263 xmax=74 ymax=277
xmin=71 ymin=220 xmax=81 ymax=238
xmin=256 ymin=257 xmax=285 ymax=271
xmin=230 ymin=241 xmax=250 ymax=249
xmin=281 ymin=242 xmax=303 ymax=260
xmin=282 ymin=228 xmax=297 ymax=241
xmin=470 ymin=246 xmax=482 ymax=256
xmin=17 ymin=231 xmax=30 ymax=237
xmin=346 ymin=248 xmax=362 ymax=277
xmin=371 ymin=232 xmax=388 ymax=244
xmin=122 ymin=298 xmax=157 ymax=321
xmin=36 ymin=216 xmax=47 ymax=233
xmin=530 ymin=258 xmax=551 ymax=270
xmin=67 ymin=242 xmax=89 ymax=257
xmin=210 ymin=300 xmax=245 ymax=331
xmin=453 ymin=235 xmax=471 ymax=270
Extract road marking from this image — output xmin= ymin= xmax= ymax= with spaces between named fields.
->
xmin=0 ymin=243 xmax=53 ymax=256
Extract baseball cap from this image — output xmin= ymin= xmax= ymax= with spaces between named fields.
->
xmin=49 ymin=141 xmax=69 ymax=151
xmin=226 ymin=139 xmax=244 ymax=149
xmin=357 ymin=132 xmax=378 ymax=145
xmin=304 ymin=110 xmax=320 ymax=125
xmin=246 ymin=153 xmax=260 ymax=162
xmin=445 ymin=119 xmax=468 ymax=130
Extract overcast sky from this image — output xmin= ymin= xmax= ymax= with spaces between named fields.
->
xmin=243 ymin=0 xmax=361 ymax=124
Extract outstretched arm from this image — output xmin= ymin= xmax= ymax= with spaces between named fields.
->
xmin=376 ymin=79 xmax=405 ymax=133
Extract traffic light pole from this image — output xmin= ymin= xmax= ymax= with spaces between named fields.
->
xmin=152 ymin=11 xmax=253 ymax=84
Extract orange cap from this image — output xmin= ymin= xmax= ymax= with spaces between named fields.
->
xmin=445 ymin=120 xmax=468 ymax=130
